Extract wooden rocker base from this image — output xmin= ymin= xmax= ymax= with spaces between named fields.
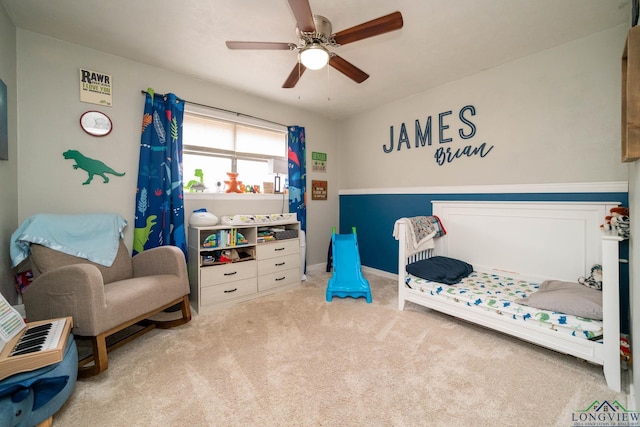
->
xmin=77 ymin=295 xmax=191 ymax=378
xmin=36 ymin=416 xmax=52 ymax=427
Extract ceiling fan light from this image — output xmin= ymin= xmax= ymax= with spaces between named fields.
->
xmin=300 ymin=44 xmax=329 ymax=70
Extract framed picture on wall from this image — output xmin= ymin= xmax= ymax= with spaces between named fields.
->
xmin=0 ymin=78 xmax=7 ymax=160
xmin=79 ymin=68 xmax=112 ymax=107
xmin=622 ymin=25 xmax=640 ymax=162
xmin=312 ymin=180 xmax=327 ymax=200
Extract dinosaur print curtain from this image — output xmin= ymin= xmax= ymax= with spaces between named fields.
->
xmin=287 ymin=126 xmax=306 ymax=232
xmin=133 ymin=90 xmax=187 ymax=258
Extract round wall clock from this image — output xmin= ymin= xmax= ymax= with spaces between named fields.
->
xmin=80 ymin=110 xmax=112 ymax=137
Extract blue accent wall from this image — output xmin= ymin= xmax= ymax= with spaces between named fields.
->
xmin=339 ymin=191 xmax=629 ymax=332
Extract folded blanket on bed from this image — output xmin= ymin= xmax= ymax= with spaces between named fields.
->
xmin=10 ymin=213 xmax=128 ymax=267
xmin=406 ymin=256 xmax=473 ymax=285
xmin=393 ymin=215 xmax=446 ymax=257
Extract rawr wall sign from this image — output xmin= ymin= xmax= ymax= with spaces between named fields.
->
xmin=384 ymin=105 xmax=493 ymax=166
xmin=79 ymin=68 xmax=112 ymax=107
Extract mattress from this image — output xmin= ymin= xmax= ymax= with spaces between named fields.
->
xmin=406 ymin=271 xmax=603 ymax=340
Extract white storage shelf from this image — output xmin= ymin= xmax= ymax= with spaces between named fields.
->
xmin=188 ymin=220 xmax=301 ymax=314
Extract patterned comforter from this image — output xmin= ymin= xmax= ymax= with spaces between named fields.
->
xmin=407 ymin=271 xmax=603 ymax=339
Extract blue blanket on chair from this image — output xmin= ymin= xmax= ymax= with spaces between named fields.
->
xmin=10 ymin=213 xmax=128 ymax=267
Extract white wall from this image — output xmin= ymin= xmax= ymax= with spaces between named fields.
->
xmin=15 ymin=30 xmax=340 ymax=268
xmin=339 ymin=25 xmax=629 ymax=189
xmin=0 ymin=6 xmax=18 ymax=303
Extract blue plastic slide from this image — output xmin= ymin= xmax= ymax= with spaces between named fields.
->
xmin=326 ymin=227 xmax=372 ymax=303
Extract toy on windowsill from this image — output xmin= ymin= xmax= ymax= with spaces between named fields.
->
xmin=185 ymin=169 xmax=207 ymax=192
xmin=244 ymin=184 xmax=261 ymax=193
xmin=224 ymin=172 xmax=243 ymax=193
xmin=600 ymin=206 xmax=630 ymax=238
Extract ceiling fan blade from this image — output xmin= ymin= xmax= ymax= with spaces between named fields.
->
xmin=283 ymin=63 xmax=307 ymax=88
xmin=332 ymin=11 xmax=403 ymax=46
xmin=226 ymin=41 xmax=293 ymax=50
xmin=329 ymin=55 xmax=369 ymax=84
xmin=288 ymin=0 xmax=315 ymax=33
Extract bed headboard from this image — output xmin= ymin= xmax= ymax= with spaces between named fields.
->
xmin=431 ymin=201 xmax=618 ymax=282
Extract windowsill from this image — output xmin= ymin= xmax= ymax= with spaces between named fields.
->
xmin=184 ymin=192 xmax=288 ymax=200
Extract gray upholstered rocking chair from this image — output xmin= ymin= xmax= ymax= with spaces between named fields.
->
xmin=22 ymin=241 xmax=191 ymax=378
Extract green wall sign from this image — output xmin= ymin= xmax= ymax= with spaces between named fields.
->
xmin=312 ymin=151 xmax=326 ymax=172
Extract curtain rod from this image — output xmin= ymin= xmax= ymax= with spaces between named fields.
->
xmin=140 ymin=90 xmax=288 ymax=128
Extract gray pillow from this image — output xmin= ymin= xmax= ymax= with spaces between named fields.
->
xmin=515 ymin=280 xmax=603 ymax=320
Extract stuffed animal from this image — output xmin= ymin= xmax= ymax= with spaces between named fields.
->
xmin=601 ymin=206 xmax=630 ymax=238
xmin=224 ymin=172 xmax=243 ymax=193
xmin=578 ymin=264 xmax=602 ymax=290
xmin=220 ymin=249 xmax=240 ymax=262
xmin=611 ymin=206 xmax=630 ymax=216
xmin=621 ymin=334 xmax=632 ymax=367
xmin=611 ymin=212 xmax=630 ymax=238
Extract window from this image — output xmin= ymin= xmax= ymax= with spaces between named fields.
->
xmin=182 ymin=104 xmax=287 ymax=193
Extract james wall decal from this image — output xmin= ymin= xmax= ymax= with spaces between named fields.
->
xmin=384 ymin=105 xmax=494 ymax=166
xmin=63 ymin=149 xmax=125 ymax=185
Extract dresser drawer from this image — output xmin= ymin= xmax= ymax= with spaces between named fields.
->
xmin=258 ymin=253 xmax=300 ymax=276
xmin=200 ymin=260 xmax=257 ymax=287
xmin=258 ymin=268 xmax=300 ymax=292
xmin=257 ymin=239 xmax=299 ymax=259
xmin=201 ymin=278 xmax=257 ymax=306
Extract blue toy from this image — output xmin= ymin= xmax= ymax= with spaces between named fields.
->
xmin=326 ymin=227 xmax=372 ymax=303
xmin=0 ymin=335 xmax=78 ymax=426
xmin=203 ymin=233 xmax=218 ymax=248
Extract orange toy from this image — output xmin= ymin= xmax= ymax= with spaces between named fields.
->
xmin=224 ymin=172 xmax=242 ymax=193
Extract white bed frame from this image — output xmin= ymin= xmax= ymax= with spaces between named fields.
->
xmin=396 ymin=201 xmax=622 ymax=392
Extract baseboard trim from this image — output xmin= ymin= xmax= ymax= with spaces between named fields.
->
xmin=362 ymin=266 xmax=397 ymax=280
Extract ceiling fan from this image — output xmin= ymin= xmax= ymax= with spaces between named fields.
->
xmin=225 ymin=0 xmax=403 ymax=88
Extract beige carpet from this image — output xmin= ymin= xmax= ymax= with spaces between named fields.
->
xmin=53 ymin=268 xmax=628 ymax=426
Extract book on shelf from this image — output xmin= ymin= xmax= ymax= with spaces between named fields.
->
xmin=202 ymin=229 xmax=249 ymax=250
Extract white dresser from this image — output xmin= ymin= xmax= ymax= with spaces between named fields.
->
xmin=188 ymin=220 xmax=301 ymax=314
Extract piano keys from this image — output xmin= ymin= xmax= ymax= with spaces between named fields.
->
xmin=0 ymin=317 xmax=73 ymax=381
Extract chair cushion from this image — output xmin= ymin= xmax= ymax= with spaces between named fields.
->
xmin=30 ymin=241 xmax=133 ymax=284
xmin=99 ymin=275 xmax=187 ymax=332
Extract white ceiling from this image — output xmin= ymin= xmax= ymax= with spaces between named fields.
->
xmin=1 ymin=0 xmax=632 ymax=120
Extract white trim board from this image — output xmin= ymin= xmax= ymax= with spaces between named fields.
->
xmin=339 ymin=181 xmax=628 ymax=195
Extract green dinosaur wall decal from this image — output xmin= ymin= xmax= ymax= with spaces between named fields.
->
xmin=133 ymin=215 xmax=157 ymax=254
xmin=63 ymin=149 xmax=125 ymax=185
